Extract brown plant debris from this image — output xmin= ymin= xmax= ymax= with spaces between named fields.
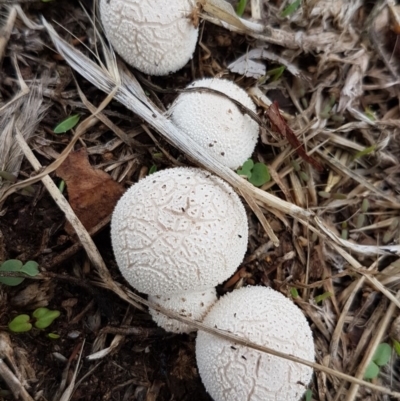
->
xmin=56 ymin=147 xmax=125 ymax=235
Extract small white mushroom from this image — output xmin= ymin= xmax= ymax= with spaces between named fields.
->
xmin=111 ymin=167 xmax=248 ymax=296
xmin=196 ymin=286 xmax=315 ymax=401
xmin=148 ymin=288 xmax=217 ymax=334
xmin=99 ymin=0 xmax=199 ymax=76
xmin=170 ymin=78 xmax=259 ymax=169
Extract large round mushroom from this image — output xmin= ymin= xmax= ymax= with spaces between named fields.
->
xmin=170 ymin=78 xmax=259 ymax=169
xmin=111 ymin=167 xmax=248 ymax=296
xmin=99 ymin=0 xmax=199 ymax=76
xmin=196 ymin=286 xmax=315 ymax=401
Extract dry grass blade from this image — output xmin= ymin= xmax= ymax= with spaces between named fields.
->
xmin=14 ymin=127 xmax=144 ymax=311
xmin=59 ymin=340 xmax=85 ymax=401
xmin=344 ymin=291 xmax=400 ymax=401
xmin=0 ymin=5 xmax=16 ymax=62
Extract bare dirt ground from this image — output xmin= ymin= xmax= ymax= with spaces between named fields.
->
xmin=1 ymin=0 xmax=400 ymax=400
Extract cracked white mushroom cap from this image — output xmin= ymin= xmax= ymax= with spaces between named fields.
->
xmin=111 ymin=167 xmax=248 ymax=295
xmin=170 ymin=78 xmax=259 ymax=169
xmin=99 ymin=0 xmax=199 ymax=76
xmin=196 ymin=286 xmax=315 ymax=401
xmin=148 ymin=288 xmax=217 ymax=334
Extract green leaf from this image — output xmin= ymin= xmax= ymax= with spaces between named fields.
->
xmin=8 ymin=315 xmax=32 ymax=333
xmin=32 ymin=307 xmax=50 ymax=319
xmin=353 ymin=145 xmax=376 ymax=160
xmin=21 ymin=261 xmax=39 ymax=277
xmin=281 ymin=0 xmax=301 ymax=17
xmin=149 ymin=165 xmax=157 ymax=175
xmin=304 ymin=389 xmax=312 ymax=401
xmin=364 ymin=361 xmax=380 ymax=380
xmin=373 ymin=343 xmax=391 ymax=367
xmin=0 ymin=260 xmax=24 ymax=286
xmin=48 ymin=333 xmax=60 ymax=339
xmin=237 ymin=159 xmax=254 ymax=179
xmin=33 ymin=308 xmax=61 ymax=329
xmin=290 ymin=287 xmax=299 ymax=298
xmin=266 ymin=65 xmax=286 ymax=81
xmin=249 ymin=163 xmax=270 ymax=187
xmin=53 ymin=114 xmax=81 ymax=134
xmin=393 ymin=340 xmax=400 ymax=357
xmin=236 ymin=0 xmax=247 ymax=16
xmin=314 ymin=292 xmax=332 ymax=304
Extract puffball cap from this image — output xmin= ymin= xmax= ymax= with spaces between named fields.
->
xmin=111 ymin=167 xmax=248 ymax=295
xmin=170 ymin=78 xmax=259 ymax=169
xmin=196 ymin=286 xmax=315 ymax=401
xmin=149 ymin=288 xmax=217 ymax=334
xmin=99 ymin=0 xmax=198 ymax=76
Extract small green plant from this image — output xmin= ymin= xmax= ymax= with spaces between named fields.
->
xmin=393 ymin=340 xmax=400 ymax=357
xmin=8 ymin=308 xmax=61 ymax=333
xmin=353 ymin=145 xmax=376 ymax=160
xmin=148 ymin=165 xmax=158 ymax=175
xmin=364 ymin=343 xmax=392 ymax=380
xmin=304 ymin=389 xmax=312 ymax=401
xmin=266 ymin=65 xmax=286 ymax=82
xmin=236 ymin=0 xmax=247 ymax=16
xmin=237 ymin=159 xmax=270 ymax=187
xmin=281 ymin=0 xmax=301 ymax=17
xmin=53 ymin=114 xmax=81 ymax=134
xmin=314 ymin=292 xmax=332 ymax=304
xmin=0 ymin=260 xmax=39 ymax=286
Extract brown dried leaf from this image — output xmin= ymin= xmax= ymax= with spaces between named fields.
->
xmin=56 ymin=148 xmax=125 ymax=235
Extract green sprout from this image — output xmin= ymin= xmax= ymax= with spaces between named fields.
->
xmin=236 ymin=0 xmax=248 ymax=16
xmin=266 ymin=65 xmax=286 ymax=81
xmin=0 ymin=260 xmax=39 ymax=286
xmin=53 ymin=114 xmax=81 ymax=134
xmin=281 ymin=0 xmax=301 ymax=18
xmin=364 ymin=343 xmax=392 ymax=380
xmin=353 ymin=145 xmax=376 ymax=160
xmin=33 ymin=308 xmax=61 ymax=329
xmin=393 ymin=340 xmax=400 ymax=357
xmin=8 ymin=315 xmax=32 ymax=333
xmin=314 ymin=292 xmax=332 ymax=304
xmin=237 ymin=159 xmax=270 ymax=187
xmin=149 ymin=165 xmax=158 ymax=175
xmin=8 ymin=308 xmax=61 ymax=333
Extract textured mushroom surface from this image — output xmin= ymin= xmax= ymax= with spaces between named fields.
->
xmin=99 ymin=0 xmax=198 ymax=76
xmin=170 ymin=78 xmax=259 ymax=169
xmin=149 ymin=288 xmax=217 ymax=334
xmin=196 ymin=286 xmax=315 ymax=401
xmin=111 ymin=167 xmax=248 ymax=295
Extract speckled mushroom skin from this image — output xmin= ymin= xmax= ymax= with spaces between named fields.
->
xmin=111 ymin=167 xmax=248 ymax=295
xmin=170 ymin=78 xmax=259 ymax=169
xmin=99 ymin=0 xmax=199 ymax=76
xmin=196 ymin=286 xmax=315 ymax=401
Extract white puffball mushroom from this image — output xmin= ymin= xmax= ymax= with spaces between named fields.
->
xmin=196 ymin=286 xmax=315 ymax=401
xmin=170 ymin=78 xmax=259 ymax=169
xmin=111 ymin=167 xmax=248 ymax=296
xmin=99 ymin=0 xmax=199 ymax=76
xmin=148 ymin=288 xmax=217 ymax=334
